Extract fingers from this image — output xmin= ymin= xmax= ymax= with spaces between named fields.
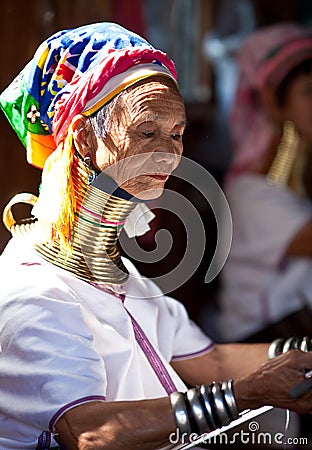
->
xmin=270 ymin=350 xmax=312 ymax=413
xmin=243 ymin=349 xmax=312 ymax=414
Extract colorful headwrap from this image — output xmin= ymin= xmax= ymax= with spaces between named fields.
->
xmin=227 ymin=23 xmax=312 ymax=182
xmin=0 ymin=22 xmax=177 ymax=250
xmin=0 ymin=22 xmax=177 ymax=169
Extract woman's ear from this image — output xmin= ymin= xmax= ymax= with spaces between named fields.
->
xmin=260 ymin=87 xmax=284 ymax=123
xmin=71 ymin=114 xmax=95 ymax=159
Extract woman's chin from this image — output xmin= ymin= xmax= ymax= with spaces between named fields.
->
xmin=134 ymin=187 xmax=164 ymax=201
xmin=119 ymin=178 xmax=167 ymax=201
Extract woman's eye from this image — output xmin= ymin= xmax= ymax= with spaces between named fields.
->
xmin=171 ymin=133 xmax=182 ymax=141
xmin=142 ymin=131 xmax=155 ymax=138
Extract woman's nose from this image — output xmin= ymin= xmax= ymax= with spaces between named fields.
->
xmin=151 ymin=150 xmax=181 ymax=174
xmin=153 ymin=150 xmax=174 ymax=163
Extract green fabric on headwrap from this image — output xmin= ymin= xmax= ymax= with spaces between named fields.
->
xmin=0 ymin=65 xmax=49 ymax=147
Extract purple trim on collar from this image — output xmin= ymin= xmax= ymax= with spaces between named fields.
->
xmin=20 ymin=262 xmax=42 ymax=266
xmin=36 ymin=430 xmax=51 ymax=449
xmin=49 ymin=395 xmax=106 ymax=432
xmin=171 ymin=342 xmax=215 ymax=361
xmin=125 ymin=308 xmax=177 ymax=395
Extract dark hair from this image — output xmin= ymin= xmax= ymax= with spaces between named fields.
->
xmin=275 ymin=58 xmax=312 ymax=106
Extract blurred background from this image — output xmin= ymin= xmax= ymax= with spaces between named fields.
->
xmin=1 ymin=0 xmax=312 ymax=325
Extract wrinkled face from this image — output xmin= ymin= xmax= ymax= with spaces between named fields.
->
xmin=94 ymin=77 xmax=186 ymax=199
xmin=281 ymin=71 xmax=312 ymax=141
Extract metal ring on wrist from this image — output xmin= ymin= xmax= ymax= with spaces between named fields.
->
xmin=269 ymin=336 xmax=312 ymax=359
xmin=199 ymin=384 xmax=217 ymax=430
xmin=221 ymin=379 xmax=239 ymax=421
xmin=268 ymin=337 xmax=284 ymax=359
xmin=291 ymin=337 xmax=302 ymax=350
xmin=301 ymin=336 xmax=312 ymax=352
xmin=186 ymin=387 xmax=209 ymax=433
xmin=282 ymin=337 xmax=296 ymax=353
xmin=210 ymin=381 xmax=231 ymax=427
xmin=170 ymin=391 xmax=192 ymax=435
xmin=300 ymin=337 xmax=309 ymax=352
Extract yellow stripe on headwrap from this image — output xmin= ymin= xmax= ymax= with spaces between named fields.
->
xmin=82 ymin=73 xmax=163 ymax=116
xmin=82 ymin=64 xmax=177 ymax=116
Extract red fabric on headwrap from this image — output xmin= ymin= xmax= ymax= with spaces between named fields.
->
xmin=53 ymin=48 xmax=177 ymax=144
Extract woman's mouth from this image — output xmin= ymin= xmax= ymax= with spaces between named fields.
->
xmin=149 ymin=174 xmax=169 ymax=181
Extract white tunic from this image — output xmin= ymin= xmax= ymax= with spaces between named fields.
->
xmin=218 ymin=174 xmax=312 ymax=341
xmin=0 ymin=238 xmax=214 ymax=449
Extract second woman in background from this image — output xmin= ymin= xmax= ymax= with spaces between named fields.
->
xmin=218 ymin=23 xmax=312 ymax=343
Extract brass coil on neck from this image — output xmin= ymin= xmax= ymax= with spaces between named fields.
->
xmin=9 ymin=156 xmax=137 ymax=286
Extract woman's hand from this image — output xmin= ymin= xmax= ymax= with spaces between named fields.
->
xmin=234 ymin=349 xmax=312 ymax=414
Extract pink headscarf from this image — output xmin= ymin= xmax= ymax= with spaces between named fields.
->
xmin=227 ymin=23 xmax=312 ymax=182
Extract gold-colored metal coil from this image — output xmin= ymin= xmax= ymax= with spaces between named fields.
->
xmin=2 ymin=193 xmax=38 ymax=231
xmin=267 ymin=120 xmax=299 ymax=186
xmin=9 ymin=156 xmax=137 ymax=286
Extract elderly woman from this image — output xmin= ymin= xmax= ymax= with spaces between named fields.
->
xmin=0 ymin=22 xmax=312 ymax=450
